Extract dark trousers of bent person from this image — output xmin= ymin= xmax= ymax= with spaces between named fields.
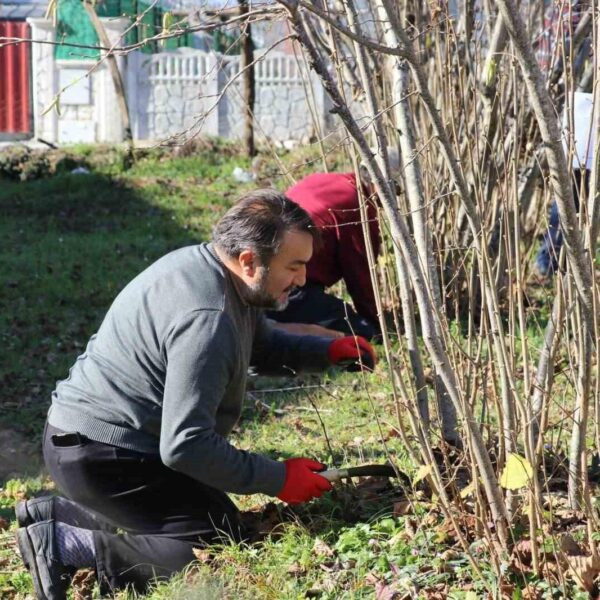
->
xmin=41 ymin=423 xmax=245 ymax=595
xmin=267 ymin=281 xmax=378 ymax=340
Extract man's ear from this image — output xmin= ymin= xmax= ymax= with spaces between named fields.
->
xmin=238 ymin=249 xmax=258 ymax=277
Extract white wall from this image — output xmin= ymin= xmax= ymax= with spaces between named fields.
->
xmin=27 ymin=18 xmax=329 ymax=145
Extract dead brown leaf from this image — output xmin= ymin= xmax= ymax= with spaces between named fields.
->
xmin=0 ymin=516 xmax=9 ymax=531
xmin=286 ymin=562 xmax=306 ymax=576
xmin=312 ymin=537 xmax=335 ymax=558
xmin=393 ymin=501 xmax=412 ymax=517
xmin=438 ymin=549 xmax=460 ymax=562
xmin=367 ymin=573 xmax=402 ymax=600
xmin=423 ymin=367 xmax=433 ymax=384
xmin=192 ymin=548 xmax=211 ymax=563
xmin=521 ymin=585 xmax=544 ymax=600
xmin=538 ymin=557 xmax=562 ymax=585
xmin=355 ymin=476 xmax=392 ymax=502
xmin=567 ymin=554 xmax=600 ymax=591
xmin=71 ymin=568 xmax=95 ymax=600
xmin=423 ymin=512 xmax=439 ymax=527
xmin=240 ymin=501 xmax=284 ymax=541
xmin=559 ymin=533 xmax=585 ymax=556
xmin=436 ymin=514 xmax=478 ymax=542
xmin=404 ymin=517 xmax=417 ymax=539
xmin=421 ymin=583 xmax=449 ymax=599
xmin=513 ymin=539 xmax=533 ymax=565
xmin=509 ymin=539 xmax=540 ymax=576
xmin=499 ymin=582 xmax=516 ymax=599
xmin=554 ymin=509 xmax=586 ymax=528
xmin=385 ymin=428 xmax=401 ymax=440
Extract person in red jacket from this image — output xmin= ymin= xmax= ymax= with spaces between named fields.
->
xmin=267 ymin=158 xmax=397 ymax=341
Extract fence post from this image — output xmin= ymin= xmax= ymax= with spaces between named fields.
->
xmin=26 ymin=18 xmax=57 ymax=143
xmin=126 ymin=51 xmax=144 ymax=139
xmin=98 ymin=17 xmax=131 ymax=142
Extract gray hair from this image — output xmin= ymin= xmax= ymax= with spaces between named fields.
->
xmin=213 ymin=189 xmax=319 ymax=264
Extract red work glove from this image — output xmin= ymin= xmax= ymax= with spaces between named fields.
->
xmin=328 ymin=336 xmax=376 ymax=372
xmin=277 ymin=458 xmax=332 ymax=505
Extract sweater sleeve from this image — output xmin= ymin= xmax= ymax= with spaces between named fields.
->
xmin=251 ymin=313 xmax=332 ymax=375
xmin=160 ymin=310 xmax=285 ymax=496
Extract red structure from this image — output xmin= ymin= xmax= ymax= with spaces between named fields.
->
xmin=0 ymin=20 xmax=31 ymax=136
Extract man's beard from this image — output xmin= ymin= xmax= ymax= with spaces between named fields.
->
xmin=244 ymin=267 xmax=295 ymax=311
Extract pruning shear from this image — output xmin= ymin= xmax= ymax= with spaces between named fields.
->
xmin=319 ymin=464 xmax=405 ymax=483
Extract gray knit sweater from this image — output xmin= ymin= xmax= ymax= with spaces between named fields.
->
xmin=48 ymin=243 xmax=331 ymax=496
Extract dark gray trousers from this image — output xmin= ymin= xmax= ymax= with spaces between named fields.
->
xmin=43 ymin=423 xmax=245 ymax=594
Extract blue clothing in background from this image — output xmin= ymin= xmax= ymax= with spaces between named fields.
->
xmin=535 ymin=169 xmax=588 ymax=276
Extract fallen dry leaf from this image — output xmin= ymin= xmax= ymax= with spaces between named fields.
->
xmin=240 ymin=501 xmax=284 ymax=541
xmin=559 ymin=533 xmax=585 ymax=556
xmin=513 ymin=539 xmax=533 ymax=565
xmin=538 ymin=557 xmax=562 ymax=585
xmin=71 ymin=568 xmax=95 ymax=600
xmin=509 ymin=539 xmax=537 ymax=575
xmin=312 ymin=537 xmax=335 ymax=557
xmin=393 ymin=500 xmax=412 ymax=517
xmin=521 ymin=585 xmax=544 ymax=600
xmin=404 ymin=517 xmax=417 ymax=539
xmin=0 ymin=516 xmax=9 ymax=531
xmin=366 ymin=572 xmax=402 ymax=600
xmin=499 ymin=582 xmax=516 ymax=599
xmin=385 ymin=427 xmax=401 ymax=439
xmin=286 ymin=562 xmax=306 ymax=575
xmin=567 ymin=554 xmax=600 ymax=592
xmin=554 ymin=508 xmax=586 ymax=528
xmin=421 ymin=583 xmax=449 ymax=599
xmin=423 ymin=512 xmax=439 ymax=527
xmin=192 ymin=548 xmax=211 ymax=563
xmin=436 ymin=514 xmax=478 ymax=542
xmin=355 ymin=476 xmax=393 ymax=502
xmin=438 ymin=549 xmax=460 ymax=561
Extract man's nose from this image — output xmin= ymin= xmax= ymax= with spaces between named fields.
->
xmin=293 ymin=266 xmax=306 ymax=288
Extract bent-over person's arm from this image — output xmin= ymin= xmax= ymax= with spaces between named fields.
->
xmin=251 ymin=313 xmax=332 ymax=375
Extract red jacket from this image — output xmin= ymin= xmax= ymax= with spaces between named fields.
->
xmin=286 ymin=172 xmax=380 ymax=324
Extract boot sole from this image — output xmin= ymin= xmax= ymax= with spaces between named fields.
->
xmin=16 ymin=526 xmax=48 ymax=600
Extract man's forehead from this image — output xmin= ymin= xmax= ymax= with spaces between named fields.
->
xmin=275 ymin=230 xmax=313 ymax=262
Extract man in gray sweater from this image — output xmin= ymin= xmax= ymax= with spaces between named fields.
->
xmin=15 ymin=189 xmax=376 ymax=600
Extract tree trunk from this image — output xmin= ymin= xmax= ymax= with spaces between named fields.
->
xmin=280 ymin=1 xmax=510 ymax=544
xmin=374 ymin=0 xmax=458 ymax=444
xmin=495 ymin=0 xmax=595 ymax=509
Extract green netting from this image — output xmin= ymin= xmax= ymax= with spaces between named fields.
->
xmin=55 ymin=0 xmax=193 ymax=60
xmin=95 ymin=0 xmax=122 ymax=16
xmin=55 ymin=0 xmax=100 ymax=60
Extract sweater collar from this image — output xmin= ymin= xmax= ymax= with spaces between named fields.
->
xmin=207 ymin=242 xmax=251 ymax=308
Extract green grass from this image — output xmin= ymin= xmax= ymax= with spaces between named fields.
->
xmin=0 ymin=143 xmax=255 ymax=434
xmin=0 ymin=143 xmax=589 ymax=599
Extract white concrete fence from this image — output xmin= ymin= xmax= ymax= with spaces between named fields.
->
xmin=26 ymin=17 xmax=328 ymax=145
